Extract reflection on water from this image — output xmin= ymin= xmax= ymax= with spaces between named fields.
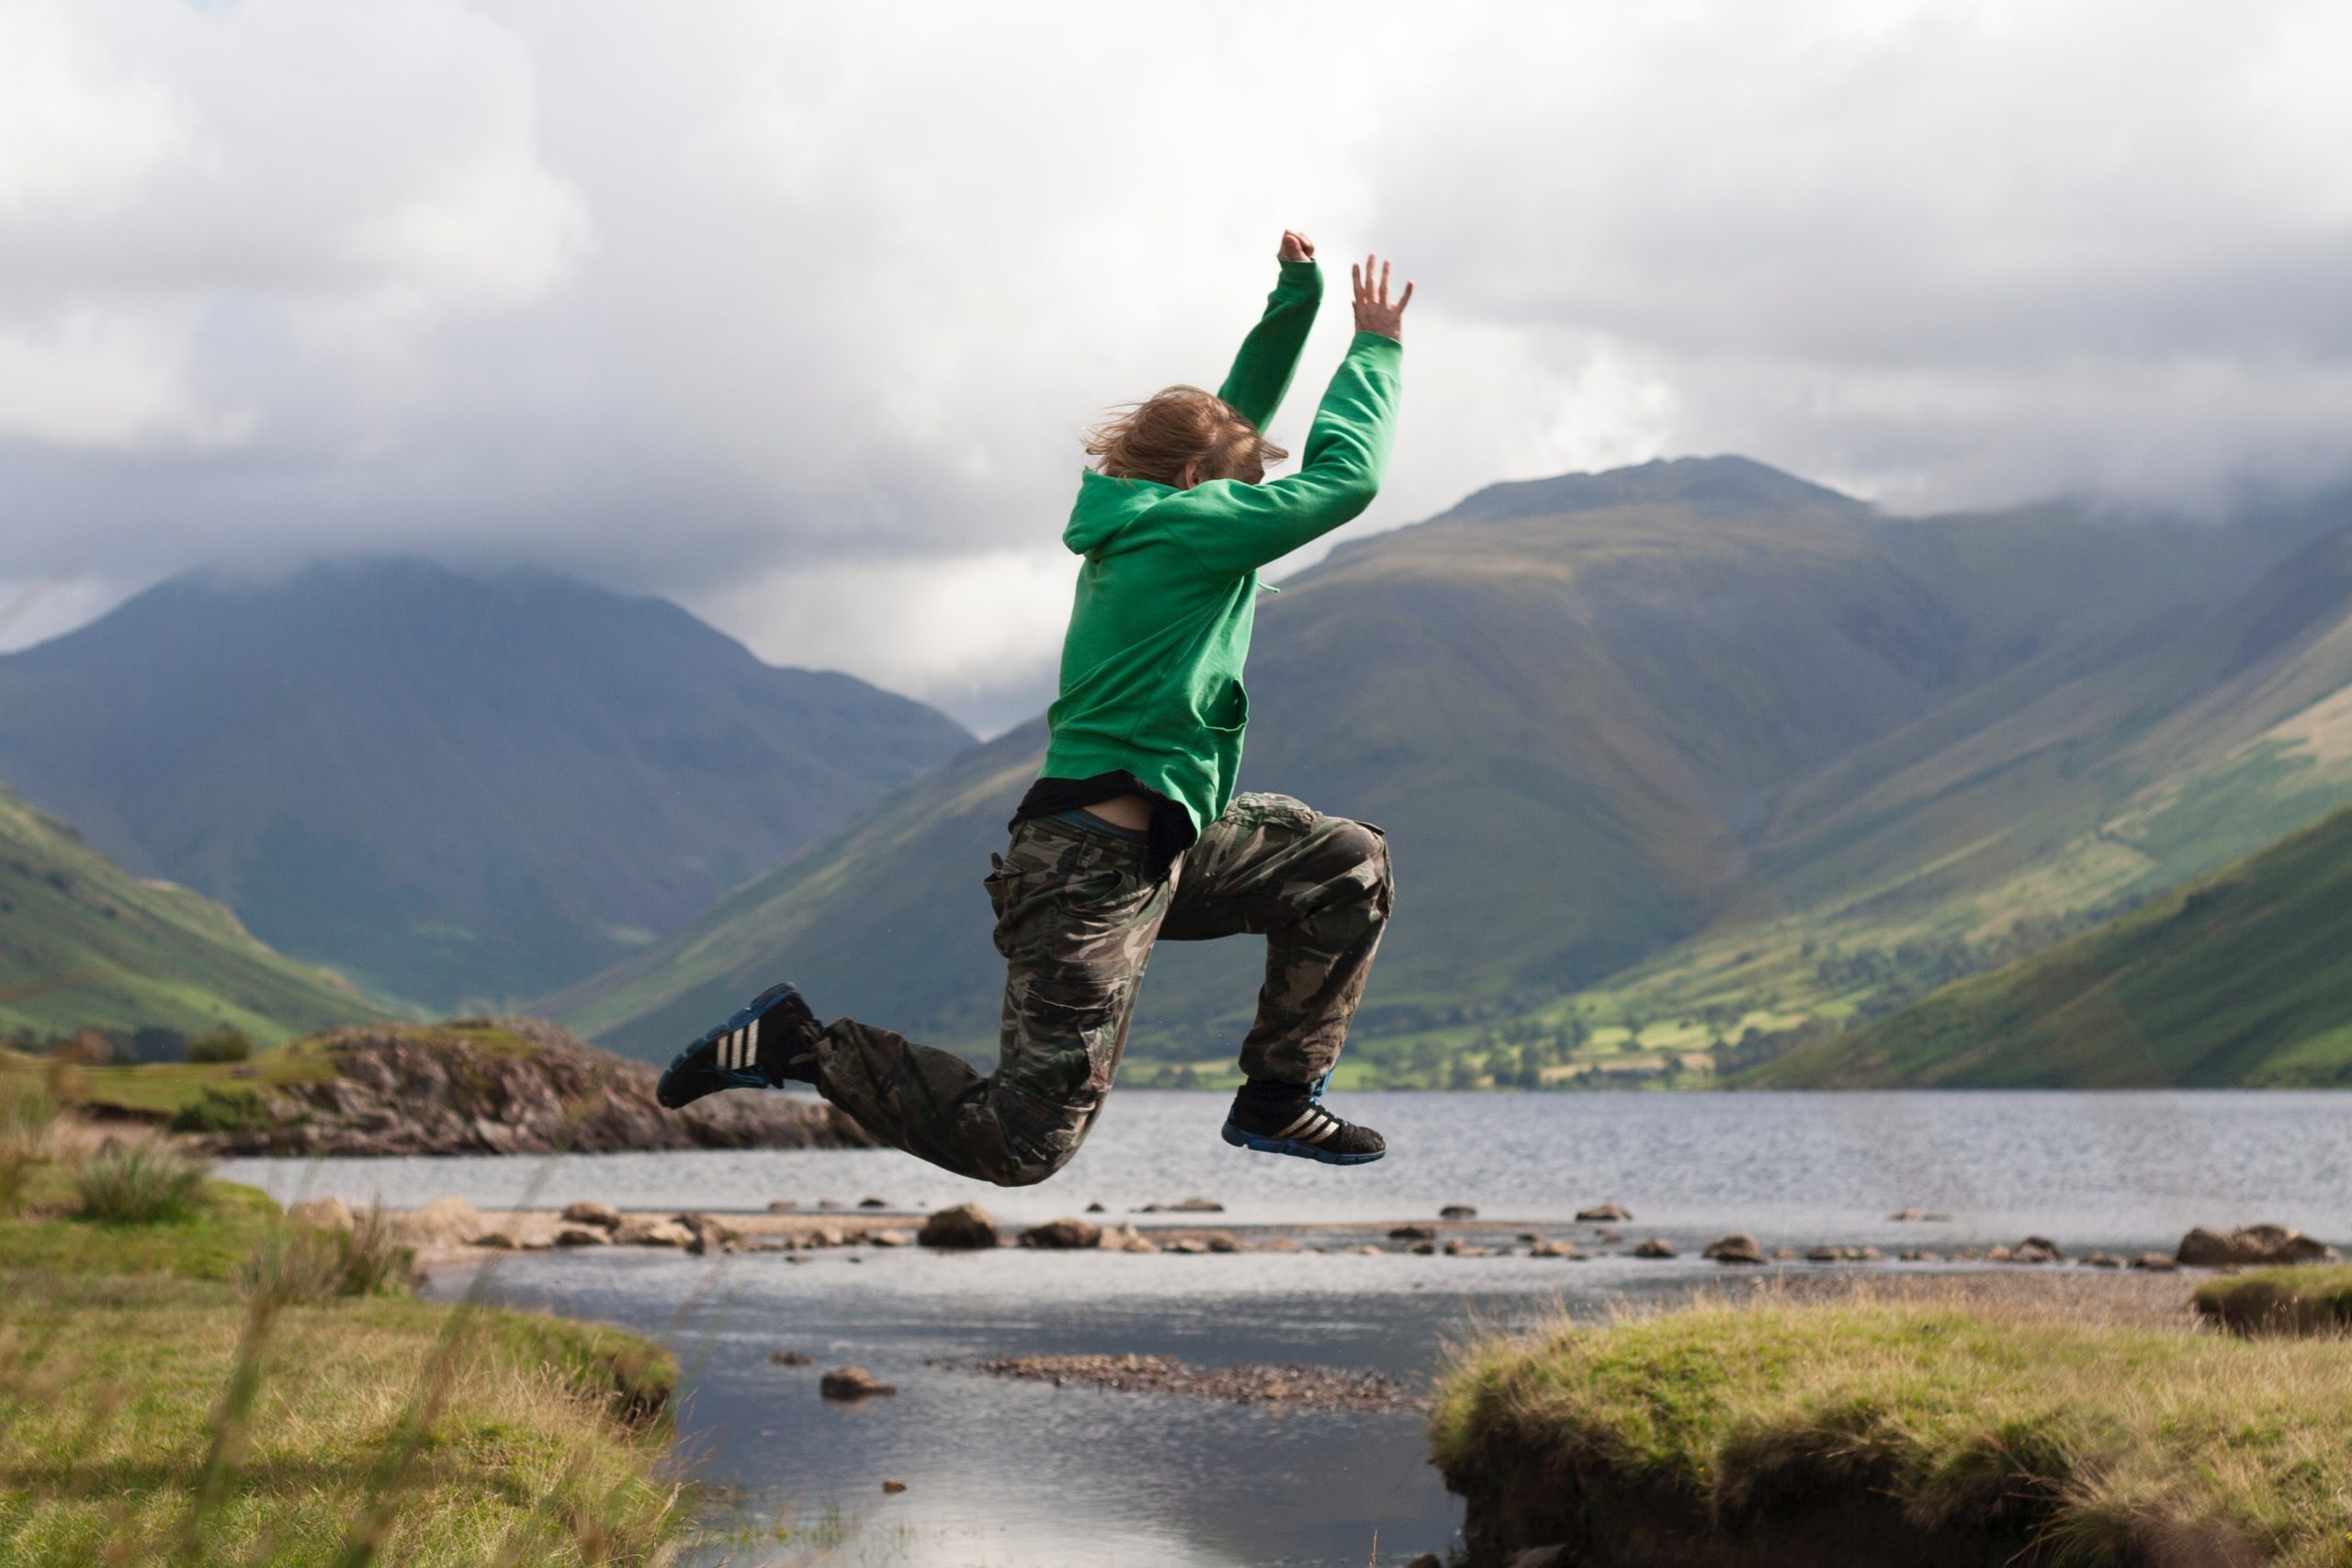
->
xmin=232 ymin=1091 xmax=2352 ymax=1566
xmin=437 ymin=1247 xmax=1526 ymax=1567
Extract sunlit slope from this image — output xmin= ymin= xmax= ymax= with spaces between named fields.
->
xmin=0 ymin=783 xmax=398 ymax=1043
xmin=1747 ymin=514 xmax=2352 ymax=929
xmin=1742 ymin=803 xmax=2352 ymax=1087
xmin=553 ymin=456 xmax=2243 ymax=1061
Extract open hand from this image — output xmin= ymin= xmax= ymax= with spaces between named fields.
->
xmin=1351 ymin=254 xmax=1413 ymax=340
xmin=1278 ymin=230 xmax=1315 ymax=262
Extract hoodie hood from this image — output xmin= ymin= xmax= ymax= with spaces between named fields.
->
xmin=1064 ymin=468 xmax=1171 ymax=555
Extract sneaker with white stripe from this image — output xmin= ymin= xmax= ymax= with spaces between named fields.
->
xmin=1220 ymin=1081 xmax=1385 ymax=1166
xmin=655 ymin=982 xmax=820 ymax=1110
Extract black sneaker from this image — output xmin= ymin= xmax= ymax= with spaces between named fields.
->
xmin=655 ymin=983 xmax=820 ymax=1110
xmin=1220 ymin=1079 xmax=1385 ymax=1166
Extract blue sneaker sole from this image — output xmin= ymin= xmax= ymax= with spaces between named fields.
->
xmin=657 ymin=981 xmax=801 ymax=1109
xmin=1220 ymin=1118 xmax=1385 ymax=1166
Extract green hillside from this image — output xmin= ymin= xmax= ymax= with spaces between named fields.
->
xmin=1740 ymin=803 xmax=2352 ymax=1087
xmin=551 ymin=457 xmax=2286 ymax=1068
xmin=0 ymin=781 xmax=399 ymax=1045
xmin=1573 ymin=510 xmax=2352 ymax=1070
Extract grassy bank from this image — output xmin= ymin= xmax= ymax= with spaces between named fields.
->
xmin=1431 ymin=1291 xmax=2352 ymax=1566
xmin=0 ymin=1133 xmax=681 ymax=1566
xmin=2196 ymin=1264 xmax=2352 ymax=1337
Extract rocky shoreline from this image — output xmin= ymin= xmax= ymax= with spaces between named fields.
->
xmin=946 ymin=1352 xmax=1423 ymax=1411
xmin=340 ymin=1190 xmax=2341 ymax=1284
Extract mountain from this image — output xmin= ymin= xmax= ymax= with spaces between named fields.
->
xmin=0 ymin=780 xmax=392 ymax=1044
xmin=1739 ymin=803 xmax=2352 ymax=1087
xmin=551 ymin=456 xmax=2297 ymax=1064
xmin=0 ymin=561 xmax=974 ymax=1010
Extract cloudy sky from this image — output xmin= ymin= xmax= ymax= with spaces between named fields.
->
xmin=6 ymin=1 xmax=2352 ymax=730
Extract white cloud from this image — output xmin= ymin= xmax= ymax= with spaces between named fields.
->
xmin=4 ymin=1 xmax=2352 ymax=722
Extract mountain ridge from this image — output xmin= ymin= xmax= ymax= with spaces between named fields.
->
xmin=0 ymin=558 xmax=975 ymax=1010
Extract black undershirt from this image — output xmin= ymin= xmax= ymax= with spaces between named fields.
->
xmin=1010 ymin=773 xmax=1197 ymax=880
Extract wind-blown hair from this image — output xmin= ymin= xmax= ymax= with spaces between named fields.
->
xmin=1083 ymin=385 xmax=1288 ymax=488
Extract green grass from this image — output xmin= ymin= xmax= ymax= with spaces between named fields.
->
xmin=1433 ymin=1293 xmax=2352 ymax=1565
xmin=0 ymin=1166 xmax=683 ymax=1566
xmin=2195 ymin=1266 xmax=2352 ymax=1337
xmin=74 ymin=1142 xmax=209 ymax=1224
xmin=1744 ymin=803 xmax=2352 ymax=1087
xmin=0 ymin=782 xmax=407 ymax=1045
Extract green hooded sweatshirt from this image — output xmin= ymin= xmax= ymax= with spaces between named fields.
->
xmin=1041 ymin=257 xmax=1403 ymax=836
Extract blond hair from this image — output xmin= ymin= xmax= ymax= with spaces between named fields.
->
xmin=1083 ymin=386 xmax=1288 ymax=488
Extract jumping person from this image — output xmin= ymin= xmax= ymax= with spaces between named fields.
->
xmin=657 ymin=231 xmax=1411 ymax=1186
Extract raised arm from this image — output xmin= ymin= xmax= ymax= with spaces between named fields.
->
xmin=1216 ymin=231 xmax=1324 ymax=431
xmin=1174 ymin=254 xmax=1413 ymax=576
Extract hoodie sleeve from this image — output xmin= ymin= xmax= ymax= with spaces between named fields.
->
xmin=1169 ymin=331 xmax=1402 ymax=577
xmin=1216 ymin=258 xmax=1322 ymax=431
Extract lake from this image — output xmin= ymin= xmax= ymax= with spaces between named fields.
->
xmin=220 ymin=1090 xmax=2352 ymax=1566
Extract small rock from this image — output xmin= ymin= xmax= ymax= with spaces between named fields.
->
xmin=1442 ymin=1239 xmax=1491 ymax=1258
xmin=2012 ymin=1237 xmax=2063 ymax=1264
xmin=1898 ymin=1248 xmax=1927 ymax=1261
xmin=804 ymin=1223 xmax=847 ymax=1248
xmin=288 ymin=1197 xmax=356 ymax=1232
xmin=858 ymin=1197 xmax=888 ymax=1209
xmin=2131 ymin=1252 xmax=2181 ymax=1272
xmin=1805 ymin=1246 xmax=1843 ymax=1262
xmin=1632 ymin=1237 xmax=1677 ymax=1258
xmin=1084 ymin=1201 xmax=1106 ymax=1213
xmin=766 ymin=1199 xmax=798 ymax=1213
xmin=2177 ymin=1224 xmax=2330 ymax=1269
xmin=554 ymin=1224 xmax=614 ymax=1247
xmin=818 ymin=1198 xmax=844 ymax=1210
xmin=673 ymin=1213 xmax=741 ymax=1256
xmin=1166 ymin=1237 xmax=1211 ymax=1255
xmin=1888 ymin=1208 xmax=1920 ymax=1222
xmin=1408 ymin=1241 xmax=1436 ymax=1256
xmin=867 ymin=1228 xmax=915 ymax=1247
xmin=1204 ymin=1233 xmax=1245 ymax=1253
xmin=1577 ymin=1201 xmax=1632 ymax=1223
xmin=1156 ymin=1197 xmax=1224 ymax=1213
xmin=1019 ymin=1217 xmax=1103 ymax=1249
xmin=1702 ymin=1233 xmax=1765 ymax=1265
xmin=561 ymin=1200 xmax=623 ymax=1230
xmin=472 ymin=1231 xmax=520 ymax=1250
xmin=771 ymin=1349 xmax=813 ymax=1366
xmin=1984 ymin=1244 xmax=2014 ymax=1263
xmin=917 ymin=1202 xmax=1000 ymax=1248
xmin=1439 ymin=1203 xmax=1478 ymax=1220
xmin=615 ymin=1217 xmax=695 ymax=1247
xmin=820 ymin=1366 xmax=897 ymax=1401
xmin=394 ymin=1195 xmax=485 ymax=1250
xmin=1344 ymin=1244 xmax=1382 ymax=1256
xmin=2084 ymin=1252 xmax=2123 ymax=1269
xmin=880 ymin=1477 xmax=908 ymax=1495
xmin=1388 ymin=1224 xmax=1437 ymax=1241
xmin=1527 ymin=1239 xmax=1585 ymax=1259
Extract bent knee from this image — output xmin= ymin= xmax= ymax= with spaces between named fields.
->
xmin=1323 ymin=819 xmax=1394 ymax=908
xmin=982 ymin=1145 xmax=1079 ymax=1188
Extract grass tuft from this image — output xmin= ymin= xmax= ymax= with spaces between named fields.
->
xmin=2194 ymin=1264 xmax=2352 ymax=1337
xmin=0 ymin=1073 xmax=58 ymax=1216
xmin=74 ymin=1141 xmax=210 ymax=1225
xmin=240 ymin=1204 xmax=417 ymax=1306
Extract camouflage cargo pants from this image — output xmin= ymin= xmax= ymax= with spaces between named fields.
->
xmin=808 ymin=792 xmax=1393 ymax=1186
